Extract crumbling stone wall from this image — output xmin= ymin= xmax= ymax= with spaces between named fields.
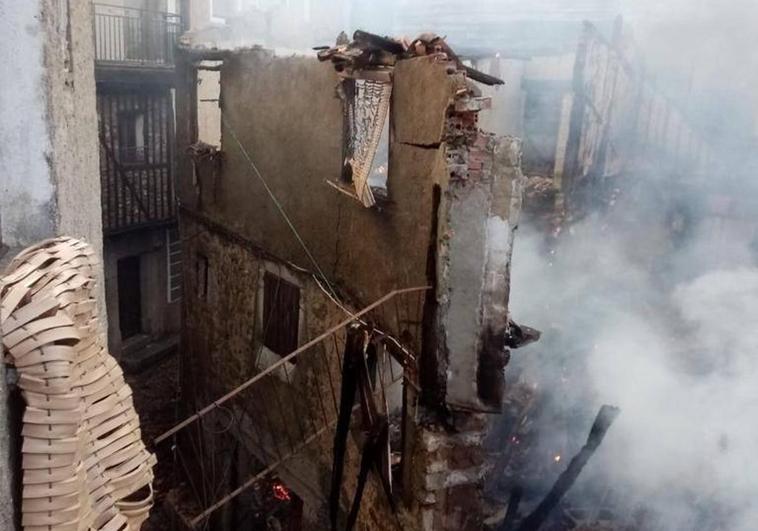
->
xmin=175 ymin=45 xmax=526 ymax=531
xmin=0 ymin=0 xmax=105 ymax=318
xmin=411 ymin=97 xmax=525 ymax=530
xmin=180 ymin=212 xmax=403 ymax=529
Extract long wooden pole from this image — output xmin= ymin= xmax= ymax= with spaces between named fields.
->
xmin=514 ymin=405 xmax=620 ymax=531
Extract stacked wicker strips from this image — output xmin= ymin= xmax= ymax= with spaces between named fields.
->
xmin=1 ymin=237 xmax=155 ymax=530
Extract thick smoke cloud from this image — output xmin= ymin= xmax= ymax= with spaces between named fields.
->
xmin=508 ymin=216 xmax=758 ymax=530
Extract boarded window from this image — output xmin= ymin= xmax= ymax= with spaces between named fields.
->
xmin=262 ymin=272 xmax=300 ymax=356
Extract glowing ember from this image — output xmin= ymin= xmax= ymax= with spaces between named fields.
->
xmin=273 ymin=482 xmax=291 ymax=501
xmin=554 ymin=454 xmax=561 ymax=463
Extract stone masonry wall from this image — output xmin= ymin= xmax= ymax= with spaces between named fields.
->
xmin=180 ymin=212 xmax=403 ymax=529
xmin=412 ymin=89 xmax=525 ymax=530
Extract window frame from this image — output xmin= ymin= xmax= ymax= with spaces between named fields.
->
xmin=254 ymin=261 xmax=305 ymax=380
xmin=195 ymin=253 xmax=209 ymax=300
xmin=117 ymin=109 xmax=147 ymax=165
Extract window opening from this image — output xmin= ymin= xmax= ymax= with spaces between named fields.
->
xmin=118 ymin=110 xmax=146 ymax=164
xmin=262 ymin=271 xmax=301 ymax=357
xmin=341 ymin=78 xmax=391 ymax=207
xmin=196 ymin=61 xmax=223 ymax=148
xmin=196 ymin=253 xmax=209 ymax=299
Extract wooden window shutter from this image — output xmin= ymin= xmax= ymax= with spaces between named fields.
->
xmin=262 ymin=272 xmax=301 ymax=357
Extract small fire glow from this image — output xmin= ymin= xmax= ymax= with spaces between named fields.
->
xmin=272 ymin=482 xmax=291 ymax=501
xmin=553 ymin=454 xmax=561 ymax=463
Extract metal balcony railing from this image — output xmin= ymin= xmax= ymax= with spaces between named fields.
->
xmin=94 ymin=3 xmax=181 ymax=67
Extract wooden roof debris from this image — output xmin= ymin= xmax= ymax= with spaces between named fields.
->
xmin=316 ymin=29 xmax=505 ymax=86
xmin=318 ymin=30 xmax=504 ymax=209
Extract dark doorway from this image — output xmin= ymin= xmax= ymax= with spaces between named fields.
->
xmin=118 ymin=255 xmax=143 ymax=339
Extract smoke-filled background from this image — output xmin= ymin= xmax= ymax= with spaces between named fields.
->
xmin=508 ymin=209 xmax=758 ymax=529
xmin=495 ymin=2 xmax=758 ymax=530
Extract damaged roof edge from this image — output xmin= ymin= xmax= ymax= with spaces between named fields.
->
xmin=318 ymin=29 xmax=505 ymax=86
xmin=178 ymin=30 xmax=505 ymax=86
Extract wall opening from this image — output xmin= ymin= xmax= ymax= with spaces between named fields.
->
xmin=117 ymin=255 xmax=143 ymax=339
xmin=196 ymin=61 xmax=223 ymax=148
xmin=118 ymin=110 xmax=146 ymax=164
xmin=210 ymin=0 xmax=241 ymax=23
xmin=341 ymin=78 xmax=391 ymax=207
xmin=522 ymin=84 xmax=564 ymax=177
xmin=196 ymin=253 xmax=209 ymax=299
xmin=262 ymin=271 xmax=301 ymax=358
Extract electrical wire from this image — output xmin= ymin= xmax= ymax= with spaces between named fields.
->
xmin=221 ymin=112 xmax=342 ymax=304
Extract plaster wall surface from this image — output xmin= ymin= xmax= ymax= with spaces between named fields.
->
xmin=45 ymin=0 xmax=104 ymax=259
xmin=440 ymin=135 xmax=524 ymax=412
xmin=443 ymin=185 xmax=489 ymax=407
xmin=178 ymin=51 xmax=449 ymax=306
xmin=0 ymin=0 xmax=105 ymax=314
xmin=0 ymin=0 xmax=56 ymax=246
xmin=0 ymin=3 xmax=105 ymax=522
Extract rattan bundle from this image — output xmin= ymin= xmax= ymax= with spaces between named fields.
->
xmin=1 ymin=237 xmax=155 ymax=530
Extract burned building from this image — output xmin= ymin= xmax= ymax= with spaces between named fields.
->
xmin=468 ymin=21 xmax=714 ymax=233
xmin=156 ymin=30 xmax=529 ymax=530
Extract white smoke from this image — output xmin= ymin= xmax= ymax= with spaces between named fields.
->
xmin=509 ymin=217 xmax=758 ymax=530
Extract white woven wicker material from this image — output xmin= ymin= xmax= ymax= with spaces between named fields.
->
xmin=1 ymin=237 xmax=156 ymax=530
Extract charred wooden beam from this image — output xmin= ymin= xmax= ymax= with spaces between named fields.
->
xmin=464 ymin=65 xmax=505 ymax=86
xmin=514 ymin=405 xmax=621 ymax=531
xmin=177 ymin=46 xmax=233 ymax=61
xmin=500 ymin=485 xmax=524 ymax=531
xmin=505 ymin=320 xmax=541 ymax=349
xmin=330 ymin=325 xmax=366 ymax=531
xmin=353 ymin=30 xmax=405 ymax=55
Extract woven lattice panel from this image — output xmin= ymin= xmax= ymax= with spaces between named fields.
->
xmin=1 ymin=237 xmax=155 ymax=530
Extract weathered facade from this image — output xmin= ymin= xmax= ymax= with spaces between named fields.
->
xmin=0 ymin=1 xmax=107 ymax=527
xmin=92 ymin=0 xmax=183 ymax=361
xmin=0 ymin=0 xmax=104 ymax=289
xmin=169 ymin=33 xmax=526 ymax=530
